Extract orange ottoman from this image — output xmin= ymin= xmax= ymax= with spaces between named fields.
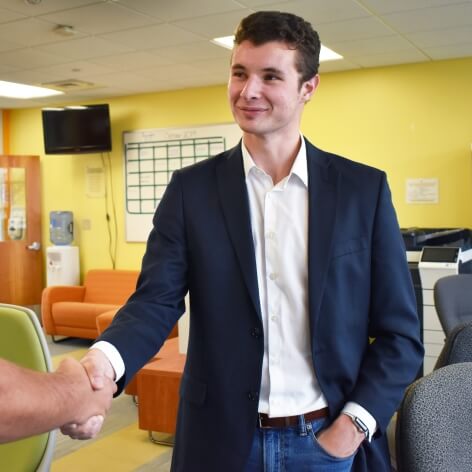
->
xmin=137 ymin=353 xmax=186 ymax=445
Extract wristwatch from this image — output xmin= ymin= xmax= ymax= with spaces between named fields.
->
xmin=343 ymin=412 xmax=369 ymax=439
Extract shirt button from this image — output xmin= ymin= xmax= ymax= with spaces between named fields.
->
xmin=266 ymin=231 xmax=275 ymax=240
xmin=269 ymin=272 xmax=278 ymax=281
xmin=247 ymin=391 xmax=259 ymax=401
xmin=271 ymin=315 xmax=278 ymax=322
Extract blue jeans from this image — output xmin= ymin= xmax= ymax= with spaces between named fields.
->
xmin=244 ymin=416 xmax=356 ymax=472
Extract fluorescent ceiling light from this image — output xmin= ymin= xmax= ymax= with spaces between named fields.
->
xmin=0 ymin=80 xmax=63 ymax=99
xmin=320 ymin=45 xmax=343 ymax=62
xmin=211 ymin=35 xmax=343 ymax=62
xmin=212 ymin=36 xmax=234 ymax=50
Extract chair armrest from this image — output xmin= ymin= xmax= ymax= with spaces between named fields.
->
xmin=41 ymin=286 xmax=86 ymax=335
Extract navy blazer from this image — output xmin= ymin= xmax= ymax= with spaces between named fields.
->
xmin=100 ymin=139 xmax=423 ymax=471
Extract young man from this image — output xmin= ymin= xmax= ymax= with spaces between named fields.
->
xmin=62 ymin=11 xmax=423 ymax=471
xmin=0 ymin=357 xmax=115 ymax=443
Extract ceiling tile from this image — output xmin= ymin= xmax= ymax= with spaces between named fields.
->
xmin=1 ymin=67 xmax=62 ymax=86
xmin=316 ymin=16 xmax=395 ymax=43
xmin=359 ymin=0 xmax=468 ymax=14
xmin=89 ymin=51 xmax=175 ymax=71
xmin=39 ymin=2 xmax=159 ymax=35
xmin=37 ymin=36 xmax=133 ymax=60
xmin=33 ymin=60 xmax=114 ymax=79
xmin=319 ymin=59 xmax=360 ymax=73
xmin=173 ymin=9 xmax=254 ymax=38
xmin=236 ymin=0 xmax=284 ymax=6
xmin=330 ymin=35 xmax=419 ymax=56
xmin=0 ymin=0 xmax=101 ymax=15
xmin=257 ymin=0 xmax=370 ymax=24
xmin=149 ymin=41 xmax=230 ymax=62
xmin=118 ymin=0 xmax=246 ymax=22
xmin=0 ymin=17 xmax=87 ymax=47
xmin=406 ymin=25 xmax=472 ymax=48
xmin=0 ymin=6 xmax=25 ymax=23
xmin=383 ymin=3 xmax=472 ymax=33
xmin=351 ymin=48 xmax=430 ymax=68
xmin=101 ymin=23 xmax=203 ymax=50
xmin=0 ymin=48 xmax=69 ymax=69
xmin=424 ymin=42 xmax=472 ymax=60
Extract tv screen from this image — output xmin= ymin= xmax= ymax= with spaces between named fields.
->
xmin=42 ymin=104 xmax=112 ymax=154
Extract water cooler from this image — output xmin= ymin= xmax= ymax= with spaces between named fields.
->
xmin=46 ymin=211 xmax=80 ymax=286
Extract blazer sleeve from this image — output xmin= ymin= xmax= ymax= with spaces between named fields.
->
xmin=98 ymin=170 xmax=188 ymax=392
xmin=349 ymin=173 xmax=424 ymax=434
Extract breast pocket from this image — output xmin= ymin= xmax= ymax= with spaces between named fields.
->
xmin=331 ymin=237 xmax=368 ymax=259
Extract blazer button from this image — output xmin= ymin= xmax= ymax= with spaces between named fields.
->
xmin=251 ymin=327 xmax=261 ymax=338
xmin=247 ymin=391 xmax=259 ymax=401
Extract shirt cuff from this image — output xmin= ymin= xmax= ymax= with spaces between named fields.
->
xmin=341 ymin=402 xmax=377 ymax=442
xmin=91 ymin=341 xmax=125 ymax=382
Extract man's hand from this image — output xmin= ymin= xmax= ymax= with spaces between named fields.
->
xmin=60 ymin=349 xmax=116 ymax=440
xmin=316 ymin=414 xmax=365 ymax=458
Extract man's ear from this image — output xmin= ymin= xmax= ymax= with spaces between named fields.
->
xmin=302 ymin=74 xmax=320 ymax=103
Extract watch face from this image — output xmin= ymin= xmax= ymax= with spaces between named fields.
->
xmin=353 ymin=417 xmax=369 ymax=437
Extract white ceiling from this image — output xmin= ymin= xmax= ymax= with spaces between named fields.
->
xmin=0 ymin=0 xmax=471 ymax=109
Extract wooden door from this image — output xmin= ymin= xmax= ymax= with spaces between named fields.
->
xmin=0 ymin=155 xmax=43 ymax=305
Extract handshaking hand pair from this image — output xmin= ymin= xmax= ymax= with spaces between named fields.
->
xmin=60 ymin=349 xmax=116 ymax=440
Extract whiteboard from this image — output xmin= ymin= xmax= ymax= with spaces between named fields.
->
xmin=123 ymin=123 xmax=241 ymax=242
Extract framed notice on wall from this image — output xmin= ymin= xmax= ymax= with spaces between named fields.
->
xmin=123 ymin=123 xmax=241 ymax=242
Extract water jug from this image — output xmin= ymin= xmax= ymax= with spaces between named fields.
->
xmin=50 ymin=211 xmax=73 ymax=245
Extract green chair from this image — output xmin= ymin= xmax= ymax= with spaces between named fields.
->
xmin=0 ymin=303 xmax=56 ymax=472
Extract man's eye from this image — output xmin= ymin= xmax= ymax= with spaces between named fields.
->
xmin=264 ymin=75 xmax=280 ymax=81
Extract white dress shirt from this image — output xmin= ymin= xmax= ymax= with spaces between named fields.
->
xmin=94 ymin=137 xmax=376 ymax=439
xmin=241 ymin=137 xmax=376 ymax=439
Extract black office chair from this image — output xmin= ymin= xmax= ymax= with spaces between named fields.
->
xmin=396 ymin=362 xmax=472 ymax=472
xmin=435 ymin=321 xmax=472 ymax=369
xmin=434 ymin=274 xmax=472 ymax=335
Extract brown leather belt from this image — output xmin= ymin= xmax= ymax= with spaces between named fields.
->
xmin=258 ymin=407 xmax=329 ymax=428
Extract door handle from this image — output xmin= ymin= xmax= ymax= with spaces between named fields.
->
xmin=27 ymin=241 xmax=41 ymax=251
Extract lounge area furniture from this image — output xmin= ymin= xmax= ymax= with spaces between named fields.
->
xmin=41 ymin=269 xmax=139 ymax=341
xmin=137 ymin=339 xmax=186 ymax=445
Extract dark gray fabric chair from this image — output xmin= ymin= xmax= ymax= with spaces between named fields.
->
xmin=396 ymin=363 xmax=472 ymax=472
xmin=435 ymin=321 xmax=472 ymax=369
xmin=434 ymin=274 xmax=472 ymax=335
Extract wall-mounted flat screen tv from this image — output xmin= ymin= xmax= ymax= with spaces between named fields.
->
xmin=42 ymin=104 xmax=112 ymax=154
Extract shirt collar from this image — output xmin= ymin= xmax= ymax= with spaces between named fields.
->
xmin=241 ymin=135 xmax=308 ymax=188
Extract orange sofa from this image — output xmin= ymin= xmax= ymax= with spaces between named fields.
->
xmin=41 ymin=269 xmax=139 ymax=340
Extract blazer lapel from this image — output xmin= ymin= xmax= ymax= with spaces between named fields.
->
xmin=216 ymin=144 xmax=262 ymax=320
xmin=306 ymin=141 xmax=339 ymax=333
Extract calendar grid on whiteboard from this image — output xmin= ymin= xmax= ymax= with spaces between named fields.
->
xmin=125 ymin=136 xmax=226 ymax=214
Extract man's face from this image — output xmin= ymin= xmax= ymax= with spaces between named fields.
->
xmin=228 ymin=40 xmax=318 ymax=139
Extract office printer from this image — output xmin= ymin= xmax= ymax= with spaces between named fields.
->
xmin=401 ymin=227 xmax=472 ymax=374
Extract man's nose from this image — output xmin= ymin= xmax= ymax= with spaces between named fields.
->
xmin=240 ymin=76 xmax=261 ymax=99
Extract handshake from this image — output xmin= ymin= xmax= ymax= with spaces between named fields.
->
xmin=59 ymin=349 xmax=117 ymax=440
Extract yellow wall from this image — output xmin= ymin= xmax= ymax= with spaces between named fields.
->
xmin=7 ymin=57 xmax=472 ymax=276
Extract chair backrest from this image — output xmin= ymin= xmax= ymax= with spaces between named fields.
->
xmin=83 ymin=269 xmax=139 ymax=304
xmin=0 ymin=304 xmax=56 ymax=472
xmin=434 ymin=274 xmax=472 ymax=335
xmin=396 ymin=362 xmax=472 ymax=472
xmin=435 ymin=321 xmax=472 ymax=369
